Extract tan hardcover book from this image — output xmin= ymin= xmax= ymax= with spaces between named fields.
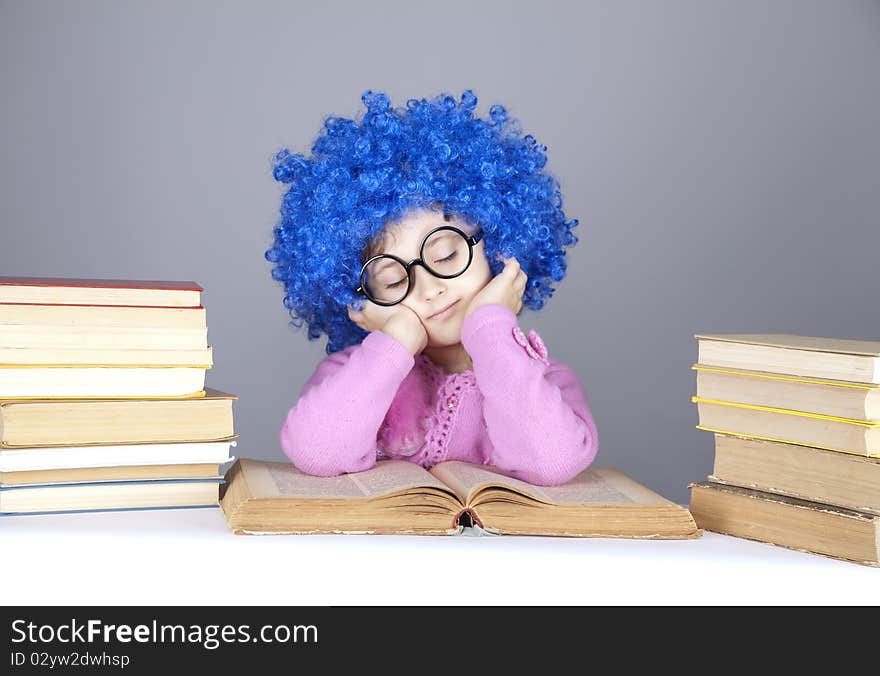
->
xmin=0 ymin=440 xmax=236 ymax=472
xmin=694 ymin=365 xmax=880 ymax=421
xmin=220 ymin=458 xmax=702 ymax=538
xmin=0 ymin=346 xmax=213 ymax=367
xmin=0 ymin=365 xmax=208 ymax=398
xmin=0 ymin=463 xmax=222 ymax=486
xmin=693 ymin=397 xmax=880 ymax=457
xmin=0 ymin=478 xmax=222 ymax=515
xmin=0 ymin=303 xmax=206 ymax=329
xmin=0 ymin=389 xmax=236 ymax=447
xmin=0 ymin=325 xmax=208 ymax=350
xmin=689 ymin=481 xmax=880 ymax=567
xmin=695 ymin=334 xmax=880 ymax=384
xmin=0 ymin=277 xmax=202 ymax=307
xmin=709 ymin=434 xmax=880 ymax=516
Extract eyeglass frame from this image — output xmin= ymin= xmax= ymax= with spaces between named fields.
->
xmin=356 ymin=225 xmax=484 ymax=306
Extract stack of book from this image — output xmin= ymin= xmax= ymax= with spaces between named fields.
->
xmin=0 ymin=276 xmax=236 ymax=515
xmin=687 ymin=333 xmax=880 ymax=566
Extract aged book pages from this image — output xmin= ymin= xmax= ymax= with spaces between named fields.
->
xmin=0 ymin=388 xmax=235 ymax=447
xmin=0 ymin=440 xmax=236 ymax=472
xmin=0 ymin=479 xmax=221 ymax=515
xmin=696 ymin=335 xmax=880 ymax=384
xmin=0 ymin=276 xmax=202 ymax=306
xmin=244 ymin=458 xmax=453 ymax=500
xmin=0 ymin=463 xmax=222 ymax=486
xmin=220 ymin=458 xmax=701 ymax=539
xmin=709 ymin=434 xmax=880 ymax=515
xmin=694 ymin=365 xmax=880 ymax=421
xmin=221 ymin=459 xmax=462 ymax=535
xmin=431 ymin=461 xmax=698 ymax=537
xmin=0 ymin=346 xmax=214 ymax=366
xmin=689 ymin=481 xmax=880 ymax=567
xmin=694 ymin=334 xmax=880 ymax=356
xmin=694 ymin=397 xmax=880 ymax=457
xmin=0 ymin=366 xmax=207 ymax=398
xmin=0 ymin=325 xmax=208 ymax=350
xmin=0 ymin=303 xmax=207 ymax=328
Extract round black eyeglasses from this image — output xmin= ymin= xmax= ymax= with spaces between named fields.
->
xmin=356 ymin=226 xmax=483 ymax=306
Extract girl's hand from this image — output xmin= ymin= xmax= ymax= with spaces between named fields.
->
xmin=465 ymin=257 xmax=527 ymax=319
xmin=348 ymin=301 xmax=428 ymax=356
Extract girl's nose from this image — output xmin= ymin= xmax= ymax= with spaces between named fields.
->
xmin=411 ymin=265 xmax=446 ymax=303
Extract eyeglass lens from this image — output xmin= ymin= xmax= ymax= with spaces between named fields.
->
xmin=362 ymin=229 xmax=472 ymax=304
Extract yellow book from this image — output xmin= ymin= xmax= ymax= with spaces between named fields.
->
xmin=693 ymin=396 xmax=880 ymax=457
xmin=693 ymin=365 xmax=880 ymax=421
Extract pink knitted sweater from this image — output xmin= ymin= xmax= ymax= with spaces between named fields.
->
xmin=280 ymin=304 xmax=598 ymax=486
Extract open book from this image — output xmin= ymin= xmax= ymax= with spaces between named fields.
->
xmin=220 ymin=458 xmax=701 ymax=538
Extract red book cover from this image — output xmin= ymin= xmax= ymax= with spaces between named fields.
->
xmin=0 ymin=277 xmax=203 ymax=291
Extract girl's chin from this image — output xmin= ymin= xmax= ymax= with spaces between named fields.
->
xmin=424 ymin=330 xmax=464 ymax=349
xmin=423 ymin=313 xmax=467 ymax=349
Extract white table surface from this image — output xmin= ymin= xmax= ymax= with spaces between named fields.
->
xmin=2 ymin=506 xmax=877 ymax=605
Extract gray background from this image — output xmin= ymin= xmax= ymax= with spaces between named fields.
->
xmin=2 ymin=1 xmax=878 ymax=505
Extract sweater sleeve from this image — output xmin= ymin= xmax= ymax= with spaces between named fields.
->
xmin=280 ymin=330 xmax=415 ymax=476
xmin=460 ymin=304 xmax=599 ymax=486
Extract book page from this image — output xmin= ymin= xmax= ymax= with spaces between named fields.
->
xmin=695 ymin=334 xmax=880 ymax=357
xmin=240 ymin=459 xmax=455 ymax=500
xmin=431 ymin=461 xmax=671 ymax=506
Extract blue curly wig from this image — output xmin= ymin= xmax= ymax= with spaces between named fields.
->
xmin=266 ymin=90 xmax=579 ymax=353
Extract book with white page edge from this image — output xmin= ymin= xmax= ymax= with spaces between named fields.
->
xmin=0 ymin=365 xmax=207 ymax=398
xmin=0 ymin=440 xmax=236 ymax=472
xmin=695 ymin=333 xmax=880 ymax=384
xmin=0 ymin=477 xmax=224 ymax=516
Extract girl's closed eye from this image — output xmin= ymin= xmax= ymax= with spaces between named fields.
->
xmin=369 ymin=269 xmax=407 ymax=290
xmin=385 ymin=277 xmax=407 ymax=290
xmin=433 ymin=250 xmax=458 ymax=265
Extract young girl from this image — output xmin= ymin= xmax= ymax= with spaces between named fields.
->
xmin=266 ymin=90 xmax=598 ymax=486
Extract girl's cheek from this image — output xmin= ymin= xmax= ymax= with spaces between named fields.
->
xmin=401 ymin=301 xmax=423 ymax=320
xmin=469 ymin=270 xmax=493 ymax=295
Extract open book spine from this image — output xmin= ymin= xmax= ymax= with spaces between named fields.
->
xmin=454 ymin=507 xmax=483 ymax=530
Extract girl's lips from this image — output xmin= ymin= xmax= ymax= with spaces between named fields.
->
xmin=428 ymin=299 xmax=460 ymax=320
